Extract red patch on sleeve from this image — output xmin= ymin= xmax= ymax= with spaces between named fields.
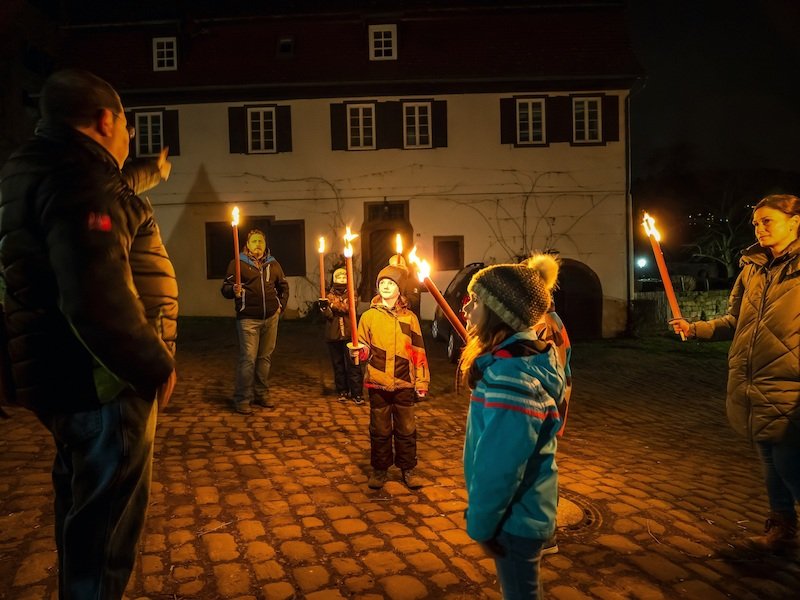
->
xmin=88 ymin=212 xmax=112 ymax=232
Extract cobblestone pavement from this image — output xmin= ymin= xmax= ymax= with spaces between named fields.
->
xmin=1 ymin=318 xmax=798 ymax=600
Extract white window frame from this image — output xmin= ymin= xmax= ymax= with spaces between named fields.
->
xmin=135 ymin=112 xmax=163 ymax=157
xmin=403 ymin=102 xmax=432 ymax=149
xmin=368 ymin=24 xmax=397 ymax=61
xmin=152 ymin=37 xmax=177 ymax=71
xmin=247 ymin=107 xmax=277 ymax=154
xmin=516 ymin=98 xmax=546 ymax=145
xmin=573 ymin=97 xmax=602 ymax=143
xmin=347 ymin=104 xmax=376 ymax=150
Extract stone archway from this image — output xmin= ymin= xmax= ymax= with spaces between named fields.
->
xmin=554 ymin=258 xmax=602 ymax=340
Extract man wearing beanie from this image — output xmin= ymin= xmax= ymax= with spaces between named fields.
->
xmin=320 ymin=267 xmax=364 ymax=404
xmin=459 ymin=255 xmax=565 ymax=599
xmin=354 ymin=263 xmax=430 ymax=489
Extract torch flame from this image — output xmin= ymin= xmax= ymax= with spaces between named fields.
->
xmin=231 ymin=206 xmax=240 ymax=227
xmin=343 ymin=226 xmax=358 ymax=258
xmin=642 ymin=212 xmax=662 ymax=242
xmin=407 ymin=247 xmax=429 ymax=282
xmin=395 ymin=233 xmax=403 ymax=255
xmin=318 ymin=237 xmax=325 ymax=253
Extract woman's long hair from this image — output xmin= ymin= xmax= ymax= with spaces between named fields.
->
xmin=458 ymin=307 xmax=515 ymax=390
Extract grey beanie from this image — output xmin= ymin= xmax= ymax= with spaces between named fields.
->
xmin=467 ymin=260 xmax=554 ymax=331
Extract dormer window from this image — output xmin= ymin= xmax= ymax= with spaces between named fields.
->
xmin=368 ymin=24 xmax=397 ymax=61
xmin=153 ymin=37 xmax=177 ymax=71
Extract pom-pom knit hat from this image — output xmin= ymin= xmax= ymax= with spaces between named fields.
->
xmin=467 ymin=254 xmax=558 ymax=331
xmin=376 ymin=264 xmax=408 ymax=290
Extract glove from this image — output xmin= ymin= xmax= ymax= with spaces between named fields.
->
xmin=349 ymin=345 xmax=369 ymax=362
xmin=318 ymin=299 xmax=330 ymax=311
xmin=416 ymin=390 xmax=427 ymax=401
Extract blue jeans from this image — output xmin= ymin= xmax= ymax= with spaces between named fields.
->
xmin=756 ymin=440 xmax=800 ymax=515
xmin=36 ymin=391 xmax=157 ymax=600
xmin=234 ymin=312 xmax=279 ymax=406
xmin=486 ymin=531 xmax=544 ymax=600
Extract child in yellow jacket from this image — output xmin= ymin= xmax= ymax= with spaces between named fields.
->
xmin=355 ymin=264 xmax=430 ymax=490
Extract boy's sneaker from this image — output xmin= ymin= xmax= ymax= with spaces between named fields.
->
xmin=253 ymin=397 xmax=275 ymax=408
xmin=368 ymin=469 xmax=388 ymax=489
xmin=233 ymin=402 xmax=253 ymax=415
xmin=337 ymin=392 xmax=350 ymax=403
xmin=353 ymin=396 xmax=365 ymax=405
xmin=541 ymin=533 xmax=559 ymax=556
xmin=402 ymin=469 xmax=423 ymax=490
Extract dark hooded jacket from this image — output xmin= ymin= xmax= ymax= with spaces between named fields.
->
xmin=320 ymin=282 xmax=353 ymax=342
xmin=694 ymin=239 xmax=800 ymax=443
xmin=0 ymin=124 xmax=177 ymax=412
xmin=221 ymin=252 xmax=289 ymax=319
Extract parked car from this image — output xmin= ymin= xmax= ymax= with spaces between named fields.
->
xmin=430 ymin=262 xmax=485 ymax=363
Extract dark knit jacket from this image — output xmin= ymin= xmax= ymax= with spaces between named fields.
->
xmin=320 ymin=283 xmax=353 ymax=342
xmin=0 ymin=124 xmax=177 ymax=412
xmin=221 ymin=253 xmax=289 ymax=319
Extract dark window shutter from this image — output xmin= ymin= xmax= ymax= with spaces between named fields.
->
xmin=432 ymin=100 xmax=447 ymax=148
xmin=330 ymin=103 xmax=346 ymax=150
xmin=163 ymin=110 xmax=180 ymax=156
xmin=376 ymin=101 xmax=402 ymax=149
xmin=500 ymin=98 xmax=516 ymax=144
xmin=276 ymin=105 xmax=293 ymax=153
xmin=547 ymin=96 xmax=572 ymax=143
xmin=602 ymin=95 xmax=620 ymax=142
xmin=265 ymin=220 xmax=306 ymax=276
xmin=228 ymin=107 xmax=247 ymax=153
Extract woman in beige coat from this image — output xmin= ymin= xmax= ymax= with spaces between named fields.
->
xmin=672 ymin=194 xmax=800 ymax=552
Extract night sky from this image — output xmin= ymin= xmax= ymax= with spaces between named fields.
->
xmin=627 ymin=0 xmax=800 ymax=178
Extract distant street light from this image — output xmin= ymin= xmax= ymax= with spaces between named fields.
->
xmin=636 ymin=257 xmax=647 ymax=269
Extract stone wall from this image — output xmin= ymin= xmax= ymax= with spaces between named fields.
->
xmin=631 ymin=290 xmax=730 ymax=335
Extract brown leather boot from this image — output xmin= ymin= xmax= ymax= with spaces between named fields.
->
xmin=748 ymin=511 xmax=798 ymax=552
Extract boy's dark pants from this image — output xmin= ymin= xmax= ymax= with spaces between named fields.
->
xmin=327 ymin=340 xmax=363 ymax=397
xmin=368 ymin=388 xmax=417 ymax=470
xmin=36 ymin=390 xmax=157 ymax=600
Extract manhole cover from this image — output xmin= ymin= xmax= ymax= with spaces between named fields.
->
xmin=557 ymin=489 xmax=603 ymax=533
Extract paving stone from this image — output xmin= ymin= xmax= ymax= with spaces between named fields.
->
xmin=549 ymin=586 xmax=594 ymax=600
xmin=260 ymin=581 xmax=295 ymax=600
xmin=202 ymin=533 xmax=240 ymax=561
xmin=292 ymin=565 xmax=330 ymax=592
xmin=672 ymin=579 xmax=729 ymax=600
xmin=305 ymin=589 xmax=347 ymax=600
xmin=626 ymin=554 xmax=688 ymax=582
xmin=390 ymin=536 xmax=430 ymax=554
xmin=237 ymin=519 xmax=267 ymax=540
xmin=280 ymin=540 xmax=317 ymax=562
xmin=12 ymin=551 xmax=54 ymax=586
xmin=140 ymin=554 xmax=163 ymax=575
xmin=379 ymin=574 xmax=428 ymax=599
xmin=343 ymin=574 xmax=375 ymax=593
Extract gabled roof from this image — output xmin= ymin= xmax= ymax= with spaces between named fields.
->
xmin=56 ymin=1 xmax=643 ymax=104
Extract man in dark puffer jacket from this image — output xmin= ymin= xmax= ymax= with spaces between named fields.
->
xmin=221 ymin=228 xmax=289 ymax=414
xmin=0 ymin=69 xmax=177 ymax=599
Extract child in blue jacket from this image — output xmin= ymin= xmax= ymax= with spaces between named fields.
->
xmin=460 ymin=255 xmax=565 ymax=600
